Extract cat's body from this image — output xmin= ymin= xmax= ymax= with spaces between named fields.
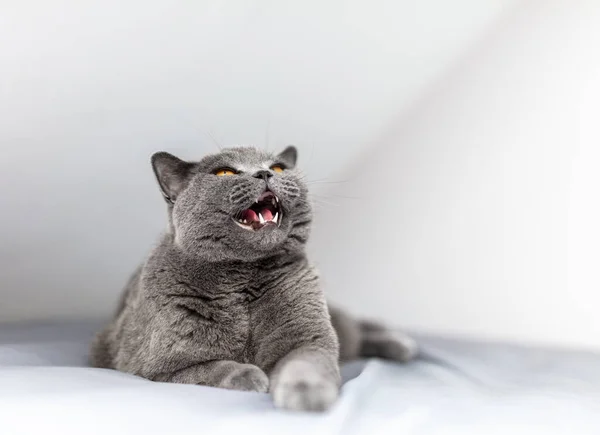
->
xmin=91 ymin=146 xmax=416 ymax=411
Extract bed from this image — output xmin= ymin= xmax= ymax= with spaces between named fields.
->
xmin=0 ymin=321 xmax=598 ymax=434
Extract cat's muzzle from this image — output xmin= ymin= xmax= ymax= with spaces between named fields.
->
xmin=234 ymin=190 xmax=282 ymax=231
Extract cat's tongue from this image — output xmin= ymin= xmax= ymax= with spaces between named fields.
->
xmin=242 ymin=209 xmax=258 ymax=222
xmin=241 ymin=208 xmax=273 ymax=224
xmin=261 ymin=208 xmax=273 ymax=221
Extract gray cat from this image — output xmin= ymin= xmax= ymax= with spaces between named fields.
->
xmin=90 ymin=146 xmax=417 ymax=411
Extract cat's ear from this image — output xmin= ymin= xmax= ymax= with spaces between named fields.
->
xmin=277 ymin=145 xmax=298 ymax=169
xmin=151 ymin=152 xmax=197 ymax=203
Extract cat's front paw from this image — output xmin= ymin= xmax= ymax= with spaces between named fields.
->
xmin=220 ymin=364 xmax=269 ymax=393
xmin=272 ymin=360 xmax=339 ymax=412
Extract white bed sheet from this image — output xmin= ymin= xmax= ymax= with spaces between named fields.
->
xmin=0 ymin=321 xmax=598 ymax=435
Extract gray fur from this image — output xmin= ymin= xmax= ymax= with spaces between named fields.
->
xmin=90 ymin=146 xmax=416 ymax=412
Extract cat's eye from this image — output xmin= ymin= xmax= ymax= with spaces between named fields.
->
xmin=271 ymin=165 xmax=285 ymax=174
xmin=214 ymin=168 xmax=237 ymax=176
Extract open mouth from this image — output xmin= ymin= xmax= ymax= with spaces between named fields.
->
xmin=234 ymin=190 xmax=282 ymax=231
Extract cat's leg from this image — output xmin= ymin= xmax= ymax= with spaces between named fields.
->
xmin=330 ymin=305 xmax=418 ymax=362
xmin=269 ymin=347 xmax=340 ymax=412
xmin=89 ymin=327 xmax=114 ymax=368
xmin=253 ymin=275 xmax=341 ymax=411
xmin=154 ymin=360 xmax=269 ymax=393
xmin=358 ymin=319 xmax=418 ymax=361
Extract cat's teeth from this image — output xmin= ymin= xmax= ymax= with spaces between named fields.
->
xmin=243 ymin=219 xmax=248 ymax=224
xmin=259 ymin=213 xmax=265 ymax=224
xmin=273 ymin=212 xmax=279 ymax=223
xmin=272 ymin=198 xmax=276 ymax=207
xmin=275 ymin=196 xmax=279 ymax=203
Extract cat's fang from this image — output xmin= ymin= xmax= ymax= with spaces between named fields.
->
xmin=235 ymin=190 xmax=282 ymax=230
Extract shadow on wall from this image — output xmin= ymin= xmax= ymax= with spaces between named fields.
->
xmin=311 ymin=0 xmax=600 ymax=351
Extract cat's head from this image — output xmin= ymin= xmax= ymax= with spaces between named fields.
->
xmin=151 ymin=146 xmax=311 ymax=261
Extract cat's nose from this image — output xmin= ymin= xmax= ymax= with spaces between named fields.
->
xmin=253 ymin=170 xmax=273 ymax=181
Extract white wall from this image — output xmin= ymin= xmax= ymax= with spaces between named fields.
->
xmin=313 ymin=0 xmax=600 ymax=350
xmin=0 ymin=1 xmax=513 ymax=323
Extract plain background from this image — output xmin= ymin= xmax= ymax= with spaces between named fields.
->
xmin=1 ymin=0 xmax=598 ymax=350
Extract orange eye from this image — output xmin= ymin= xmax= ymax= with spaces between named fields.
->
xmin=271 ymin=165 xmax=284 ymax=174
xmin=215 ymin=168 xmax=236 ymax=176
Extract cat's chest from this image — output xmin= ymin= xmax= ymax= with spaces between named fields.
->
xmin=169 ymin=269 xmax=294 ymax=362
xmin=183 ymin=272 xmax=274 ymax=320
xmin=190 ymin=277 xmax=276 ymax=356
xmin=204 ymin=264 xmax=278 ymax=300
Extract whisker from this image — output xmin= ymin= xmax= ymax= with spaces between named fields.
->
xmin=312 ymin=193 xmax=361 ymax=200
xmin=305 ymin=179 xmax=350 ymax=185
xmin=206 ymin=130 xmax=223 ymax=151
xmin=295 ymin=197 xmax=340 ymax=208
xmin=264 ymin=118 xmax=271 ymax=151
